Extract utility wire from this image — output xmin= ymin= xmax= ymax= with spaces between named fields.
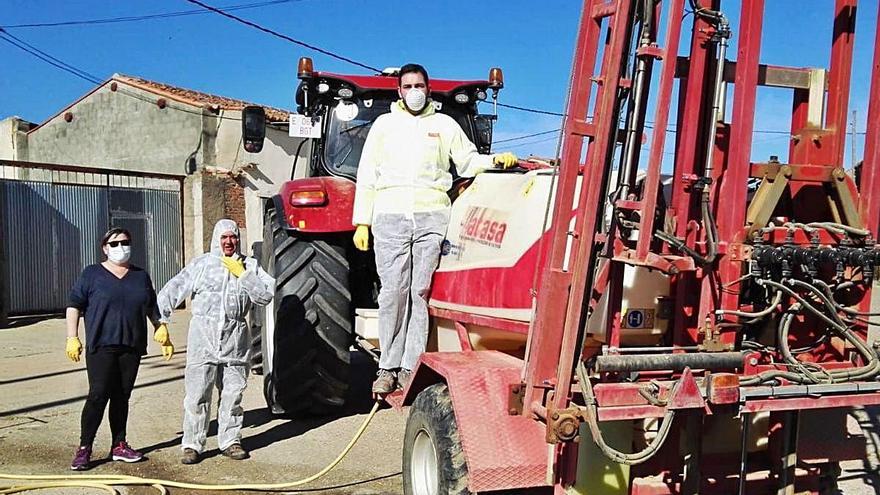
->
xmin=0 ymin=0 xmax=301 ymax=29
xmin=183 ymin=0 xmax=382 ymax=73
xmin=494 ymin=129 xmax=560 ymax=143
xmin=0 ymin=29 xmax=101 ymax=84
xmin=495 ymin=102 xmax=566 ymax=116
xmin=0 ymin=29 xmax=260 ymax=121
xmin=2 ymin=20 xmax=870 ymax=140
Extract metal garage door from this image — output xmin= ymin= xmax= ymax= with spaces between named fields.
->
xmin=0 ymin=161 xmax=183 ymax=319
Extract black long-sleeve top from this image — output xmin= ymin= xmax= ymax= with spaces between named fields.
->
xmin=68 ymin=264 xmax=160 ymax=355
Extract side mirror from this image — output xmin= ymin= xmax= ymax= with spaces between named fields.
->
xmin=474 ymin=114 xmax=496 ymax=154
xmin=242 ymin=106 xmax=266 ymax=153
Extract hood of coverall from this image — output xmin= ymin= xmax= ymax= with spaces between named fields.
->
xmin=391 ymin=99 xmax=436 ymax=117
xmin=210 ymin=219 xmax=241 ymax=257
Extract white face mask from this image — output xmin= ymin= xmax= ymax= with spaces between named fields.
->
xmin=404 ymin=89 xmax=427 ymax=113
xmin=107 ymin=245 xmax=131 ymax=264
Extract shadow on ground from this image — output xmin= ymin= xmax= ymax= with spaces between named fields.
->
xmin=139 ymin=349 xmax=381 ymax=458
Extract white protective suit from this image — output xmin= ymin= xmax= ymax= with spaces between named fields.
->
xmin=157 ymin=219 xmax=275 ymax=453
xmin=351 ymin=100 xmax=496 ymax=225
xmin=353 ymin=100 xmax=498 ymax=372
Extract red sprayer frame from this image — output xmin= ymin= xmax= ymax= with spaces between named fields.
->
xmin=403 ymin=0 xmax=880 ymax=493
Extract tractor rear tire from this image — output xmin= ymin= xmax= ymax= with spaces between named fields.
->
xmin=261 ymin=206 xmax=352 ymax=416
xmin=403 ymin=383 xmax=471 ymax=495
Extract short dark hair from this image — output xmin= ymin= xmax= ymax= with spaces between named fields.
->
xmin=398 ymin=63 xmax=429 ymax=87
xmin=100 ymin=227 xmax=132 ymax=247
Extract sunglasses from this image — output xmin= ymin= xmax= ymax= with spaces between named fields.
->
xmin=107 ymin=240 xmax=131 ymax=247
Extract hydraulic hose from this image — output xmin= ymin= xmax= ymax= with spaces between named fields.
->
xmin=688 ymin=0 xmax=726 ymax=23
xmin=576 ymin=362 xmax=675 ymax=465
xmin=759 ymin=279 xmax=880 ymax=382
xmin=807 ymin=222 xmax=871 ymax=237
xmin=777 ymin=307 xmax=831 ymax=384
xmin=716 ymin=290 xmax=783 ymax=319
xmin=0 ymin=401 xmax=382 ymax=494
xmin=812 ymin=278 xmax=880 ymax=317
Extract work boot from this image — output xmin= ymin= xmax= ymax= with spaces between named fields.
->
xmin=180 ymin=448 xmax=201 ymax=465
xmin=221 ymin=443 xmax=249 ymax=460
xmin=397 ymin=369 xmax=413 ymax=390
xmin=372 ymin=369 xmax=396 ymax=394
xmin=70 ymin=445 xmax=92 ymax=471
xmin=110 ymin=441 xmax=144 ymax=463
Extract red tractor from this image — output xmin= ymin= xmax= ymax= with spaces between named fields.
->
xmin=243 ymin=59 xmax=505 ymax=415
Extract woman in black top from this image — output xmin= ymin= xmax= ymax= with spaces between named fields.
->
xmin=65 ymin=227 xmax=175 ymax=471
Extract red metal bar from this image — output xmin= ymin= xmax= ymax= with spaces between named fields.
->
xmin=635 ymin=0 xmax=686 ymax=260
xmin=605 ymin=262 xmax=625 ymax=349
xmin=741 ymin=392 xmax=880 ymax=414
xmin=553 ymin=0 xmax=635 ymax=409
xmin=825 ymin=0 xmax=858 ymax=167
xmin=789 ymin=89 xmax=810 ymax=163
xmin=429 ymin=307 xmax=530 ymax=335
xmin=860 ymin=0 xmax=880 ymax=236
xmin=670 ymin=18 xmax=712 ymax=240
xmin=671 ymin=12 xmax=714 ymax=347
xmin=699 ymin=0 xmax=765 ymax=346
xmin=453 ymin=321 xmax=474 ymax=351
xmin=524 ymin=0 xmax=603 ymax=407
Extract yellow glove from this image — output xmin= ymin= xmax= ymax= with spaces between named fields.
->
xmin=353 ymin=225 xmax=370 ymax=251
xmin=493 ymin=152 xmax=518 ymax=169
xmin=66 ymin=337 xmax=82 ymax=363
xmin=153 ymin=324 xmax=170 ymax=345
xmin=222 ymin=256 xmax=246 ymax=278
xmin=161 ymin=340 xmax=174 ymax=361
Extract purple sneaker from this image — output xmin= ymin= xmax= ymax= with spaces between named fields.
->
xmin=110 ymin=441 xmax=144 ymax=463
xmin=70 ymin=446 xmax=92 ymax=471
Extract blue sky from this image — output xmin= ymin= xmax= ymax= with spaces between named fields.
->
xmin=1 ymin=0 xmax=877 ymax=167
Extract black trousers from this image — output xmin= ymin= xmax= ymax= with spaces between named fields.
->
xmin=80 ymin=346 xmax=141 ymax=447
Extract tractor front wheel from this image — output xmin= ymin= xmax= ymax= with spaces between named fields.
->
xmin=260 ymin=206 xmax=352 ymax=416
xmin=403 ymin=383 xmax=471 ymax=495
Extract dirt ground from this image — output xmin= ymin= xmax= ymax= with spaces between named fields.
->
xmin=2 ymin=309 xmax=880 ymax=495
xmin=0 ymin=311 xmax=405 ymax=495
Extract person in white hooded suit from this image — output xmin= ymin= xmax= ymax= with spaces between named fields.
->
xmin=157 ymin=219 xmax=274 ymax=464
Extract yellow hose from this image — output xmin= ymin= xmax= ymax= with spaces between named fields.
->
xmin=0 ymin=401 xmax=381 ymax=494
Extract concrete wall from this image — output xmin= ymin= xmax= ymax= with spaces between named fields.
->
xmin=0 ymin=117 xmax=30 ymax=161
xmin=0 ymin=118 xmax=15 ymax=160
xmin=27 ymin=84 xmax=206 ymax=176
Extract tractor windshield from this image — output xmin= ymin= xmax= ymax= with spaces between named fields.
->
xmin=323 ymin=97 xmax=477 ymax=179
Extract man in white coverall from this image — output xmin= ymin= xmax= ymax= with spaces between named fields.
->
xmin=352 ymin=63 xmax=518 ymax=394
xmin=157 ymin=219 xmax=274 ymax=464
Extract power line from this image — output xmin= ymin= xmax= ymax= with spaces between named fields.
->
xmin=503 ymin=135 xmax=560 ymax=150
xmin=0 ymin=30 xmax=102 ymax=84
xmin=183 ymin=0 xmax=382 ymax=73
xmin=4 ymin=22 xmax=871 ymax=141
xmin=494 ymin=129 xmax=560 ymax=144
xmin=0 ymin=1 xmax=301 ymax=29
xmin=494 ymin=102 xmax=566 ymax=117
xmin=0 ymin=29 xmax=257 ymax=121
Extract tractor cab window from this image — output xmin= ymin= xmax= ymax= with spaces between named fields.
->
xmin=324 ymin=98 xmax=392 ymax=178
xmin=323 ymin=96 xmax=481 ymax=180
